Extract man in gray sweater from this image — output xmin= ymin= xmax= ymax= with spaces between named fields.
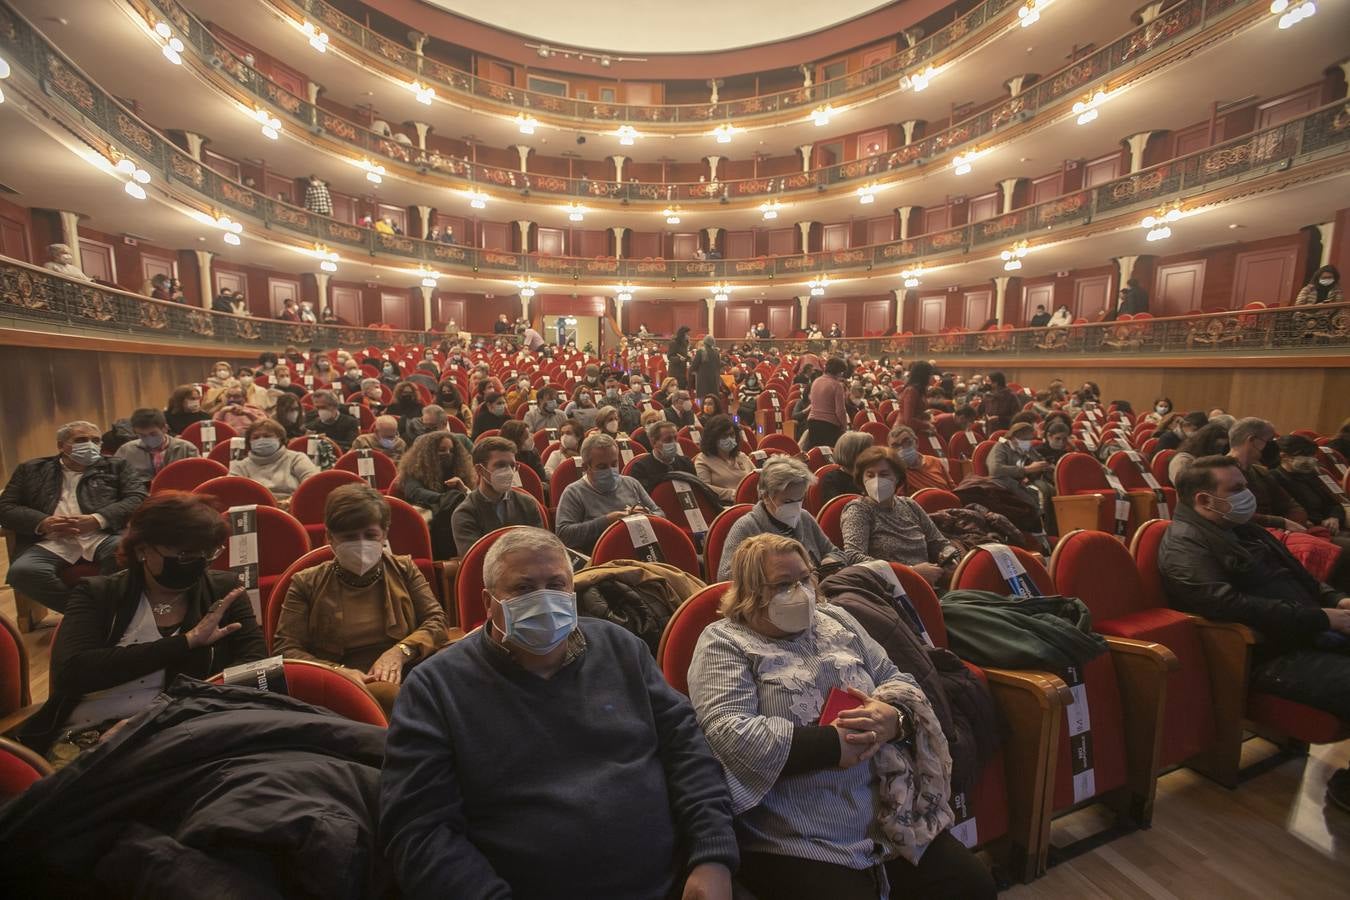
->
xmin=554 ymin=433 xmax=661 ymax=553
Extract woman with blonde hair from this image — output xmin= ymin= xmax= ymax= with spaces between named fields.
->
xmin=687 ymin=533 xmax=994 ymax=900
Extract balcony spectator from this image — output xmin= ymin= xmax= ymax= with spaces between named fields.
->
xmin=1295 ymin=265 xmax=1343 ymax=305
xmin=303 ymin=175 xmax=332 ymax=216
xmin=1028 ymin=305 xmax=1051 ymax=327
xmin=298 ymin=300 xmax=318 ymax=323
xmin=43 ymin=243 xmax=92 ymax=282
xmin=828 ymin=322 xmax=843 ymax=339
xmin=1048 ymin=305 xmax=1072 ymax=327
xmin=211 ymin=288 xmax=235 ymax=314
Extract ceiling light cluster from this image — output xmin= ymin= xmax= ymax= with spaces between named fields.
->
xmin=252 ymin=107 xmax=282 ymax=140
xmin=615 ymin=283 xmax=634 ymax=303
xmin=114 ymin=157 xmax=151 ymax=200
xmin=1018 ymin=0 xmax=1041 ymax=27
xmin=664 ymin=206 xmax=682 ymax=225
xmin=152 ymin=22 xmax=184 ymax=65
xmin=901 ymin=266 xmax=923 ymax=289
xmin=616 ymin=125 xmax=639 ymax=146
xmin=759 ymin=199 xmax=781 ymax=221
xmin=909 ymin=66 xmax=935 ymax=92
xmin=0 ymin=54 xmax=9 ymax=104
xmin=1073 ymin=89 xmax=1108 ymax=125
xmin=469 ymin=190 xmax=488 ymax=210
xmin=1270 ymin=0 xmax=1316 ymax=28
xmin=567 ymin=203 xmax=585 ymax=222
xmin=712 ymin=283 xmax=731 ymax=303
xmin=301 ymin=21 xmax=329 ymax=53
xmin=358 ymin=159 xmax=385 ymax=184
xmin=952 ymin=151 xmax=977 ymax=175
xmin=713 ymin=123 xmax=736 ymax=144
xmin=518 ymin=279 xmax=538 ymax=299
xmin=809 ymin=276 xmax=830 ymax=297
xmin=811 ymin=105 xmax=833 ymax=128
xmin=857 ymin=183 xmax=878 ymax=205
xmin=1001 ymin=241 xmax=1029 ymax=271
xmin=1142 ymin=203 xmax=1182 ymax=241
xmin=410 ymin=81 xmax=435 ymax=105
xmin=313 ymin=245 xmax=339 ymax=272
xmin=516 ymin=113 xmax=538 ymax=135
xmin=215 ymin=214 xmax=244 ymax=245
xmin=418 ymin=267 xmax=440 ymax=288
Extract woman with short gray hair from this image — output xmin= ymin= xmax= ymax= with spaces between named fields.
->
xmin=717 ymin=457 xmax=844 ymax=579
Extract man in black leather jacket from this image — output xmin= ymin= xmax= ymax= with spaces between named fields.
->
xmin=0 ymin=420 xmax=146 ymax=619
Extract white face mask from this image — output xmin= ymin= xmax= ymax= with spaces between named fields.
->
xmin=561 ymin=434 xmax=578 ymax=450
xmin=604 ymin=419 xmax=619 ymax=434
xmin=865 ymin=474 xmax=896 ymax=503
xmin=332 ymin=539 xmax=383 ymax=575
xmin=1015 ymin=439 xmax=1033 ymax=453
xmin=317 ymin=408 xmax=339 ymax=423
xmin=766 ymin=582 xmax=813 ymax=633
xmin=1155 ymin=405 xmax=1169 ymax=415
xmin=488 ymin=466 xmax=516 ymax=492
xmin=771 ymin=499 xmax=803 ymax=528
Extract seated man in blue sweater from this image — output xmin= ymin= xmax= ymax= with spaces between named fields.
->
xmin=380 ymin=527 xmax=738 ymax=899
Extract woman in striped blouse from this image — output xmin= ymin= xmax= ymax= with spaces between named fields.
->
xmin=687 ymin=533 xmax=994 ymax=900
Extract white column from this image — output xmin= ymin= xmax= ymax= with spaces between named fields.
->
xmin=611 ymin=226 xmax=627 ymax=258
xmin=182 ymin=132 xmax=206 ymax=162
xmin=59 ymin=211 xmax=83 ymax=270
xmin=993 ymin=276 xmax=1011 ymax=325
xmin=514 ymin=145 xmax=531 ymax=173
xmin=797 ymin=295 xmax=810 ymax=329
xmin=610 ymin=155 xmax=627 ymax=182
xmin=900 ymin=121 xmax=921 ymax=145
xmin=706 ymin=156 xmax=722 ymax=183
xmin=1115 ymin=255 xmax=1140 ymax=287
xmin=896 ymin=207 xmax=914 ymax=241
xmin=194 ymin=249 xmax=214 ymax=310
xmin=1339 ymin=61 xmax=1350 ymax=98
xmin=314 ymin=270 xmax=330 ymax=313
xmin=797 ymin=144 xmax=813 ymax=173
xmin=613 ymin=294 xmax=624 ymax=333
xmin=306 ymin=81 xmax=321 ymax=105
xmin=412 ymin=121 xmax=431 ymax=150
xmin=1316 ymin=221 xmax=1336 ymax=266
xmin=419 ymin=284 xmax=434 ymax=329
xmin=892 ymin=288 xmax=906 ymax=332
xmin=415 ymin=205 xmax=432 ymax=238
xmin=796 ymin=221 xmax=813 ymax=252
xmin=520 ymin=293 xmax=531 ymax=321
xmin=1136 ymin=1 xmax=1166 ymax=25
xmin=707 ymin=79 xmax=721 ymax=104
xmin=705 ymin=297 xmax=718 ymax=338
xmin=999 ymin=178 xmax=1022 ymax=214
xmin=1123 ymin=131 xmax=1163 ymax=173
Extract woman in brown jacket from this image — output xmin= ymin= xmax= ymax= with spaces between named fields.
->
xmin=274 ymin=482 xmax=447 ymax=715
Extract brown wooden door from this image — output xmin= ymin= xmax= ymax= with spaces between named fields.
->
xmin=1084 ymin=153 xmax=1122 ymax=187
xmin=819 ymin=301 xmax=848 ymax=334
xmin=269 ymin=278 xmax=301 ymax=318
xmin=671 ymin=233 xmax=699 ymax=259
xmin=672 ymin=302 xmax=704 ymax=336
xmin=0 ymin=214 xmax=31 ymax=262
xmin=964 ymin=290 xmax=992 ymax=329
xmin=862 ymin=299 xmax=892 ymax=335
xmin=1154 ymin=262 xmax=1205 ymax=316
xmin=214 ymin=269 xmax=245 ymax=298
xmin=724 ymin=231 xmax=754 ymax=259
xmin=537 ymin=228 xmax=565 ymax=256
xmin=78 ymin=239 xmax=115 ymax=283
xmin=919 ymin=297 xmax=944 ymax=334
xmin=141 ymin=254 xmax=176 ymax=289
xmin=331 ymin=286 xmax=362 ymax=325
xmin=767 ymin=306 xmax=794 ymax=337
xmin=1032 ymin=174 xmax=1062 ymax=204
xmin=438 ymin=298 xmax=466 ymax=329
xmin=1022 ymin=282 xmax=1055 ymax=326
xmin=724 ymin=306 xmax=751 ymax=338
xmin=1232 ymin=247 xmax=1298 ymax=307
xmin=821 ymin=224 xmax=850 ymax=252
xmin=381 ymin=291 xmax=410 ymax=329
xmin=968 ymin=192 xmax=1000 ymax=223
xmin=1074 ymin=274 xmax=1115 ymax=321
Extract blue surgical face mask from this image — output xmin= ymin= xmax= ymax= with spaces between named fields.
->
xmin=1212 ymin=488 xmax=1258 ymax=525
xmin=250 ymin=437 xmax=281 ymax=457
xmin=590 ymin=466 xmax=619 ymax=493
xmin=68 ymin=441 xmax=102 ymax=466
xmin=494 ymin=588 xmax=577 ymax=654
xmin=899 ymin=445 xmax=921 ymax=466
xmin=139 ymin=432 xmax=165 ymax=450
xmin=378 ymin=435 xmax=398 ymax=449
xmin=717 ymin=436 xmax=738 ymax=453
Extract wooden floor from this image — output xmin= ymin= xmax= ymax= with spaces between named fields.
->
xmin=3 ymin=543 xmax=1348 ymax=896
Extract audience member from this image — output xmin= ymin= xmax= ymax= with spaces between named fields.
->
xmin=271 ymin=393 xmax=306 ymax=439
xmin=555 ymin=434 xmax=660 ymax=553
xmin=840 ymin=448 xmax=959 ymax=583
xmin=351 ymin=415 xmax=408 ymax=462
xmin=1159 ymin=457 xmax=1350 ymax=810
xmin=228 ymin=419 xmax=318 ymax=506
xmin=275 ymin=483 xmax=447 ymax=717
xmin=164 ymin=385 xmax=210 ymax=435
xmin=982 ymin=372 xmax=1019 ymax=431
xmin=805 ymin=357 xmax=850 ymax=450
xmin=524 ymin=386 xmax=567 ymax=431
xmin=989 ymin=421 xmax=1054 ymax=517
xmin=888 ymin=424 xmax=955 ymax=492
xmin=564 ymin=385 xmax=601 ymax=431
xmin=211 ymin=381 xmax=268 ymax=432
xmin=1170 ymin=422 xmax=1230 ymax=485
xmin=544 ymin=421 xmax=583 ymax=480
xmin=666 ymin=390 xmax=699 ymax=428
xmin=450 ymin=436 xmax=544 ymax=554
xmin=1294 ymin=265 xmax=1343 ymax=305
xmin=695 ymin=415 xmax=755 ymax=503
xmin=379 ymin=527 xmax=737 ymax=897
xmin=1154 ymin=411 xmax=1207 ymax=453
xmin=43 ymin=243 xmax=93 ymax=282
xmin=688 ymin=533 xmax=994 ymax=899
xmin=305 ymin=389 xmax=360 ymax=450
xmin=1 ymin=420 xmax=147 ymax=622
xmin=718 ymin=457 xmax=844 ymax=579
xmin=396 ymin=430 xmax=473 ymax=558
xmin=16 ymin=492 xmax=264 ymax=754
xmin=386 ymin=382 xmax=425 ymax=422
xmin=499 ymin=419 xmax=547 ymax=486
xmin=404 ymin=404 xmax=448 ymax=444
xmin=898 ymin=362 xmax=934 ymax=432
xmin=628 ymin=420 xmax=698 ymax=493
xmin=1274 ymin=435 xmax=1348 ymax=539
xmin=818 ymin=431 xmax=872 ymax=504
xmin=114 ymin=408 xmax=199 ymax=479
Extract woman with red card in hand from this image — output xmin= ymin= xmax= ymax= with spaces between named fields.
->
xmin=688 ymin=533 xmax=995 ymax=900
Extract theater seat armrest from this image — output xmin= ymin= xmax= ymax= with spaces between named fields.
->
xmin=1183 ymin=616 xmax=1254 ymax=787
xmin=982 ymin=667 xmax=1068 ymax=881
xmin=1104 ymin=637 xmax=1174 ymax=811
xmin=0 ymin=702 xmax=44 ymax=735
xmin=1188 ymin=615 xmax=1258 ymax=645
xmin=1105 ymin=636 xmax=1179 ymax=673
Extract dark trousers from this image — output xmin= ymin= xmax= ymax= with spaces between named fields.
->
xmin=1252 ymin=643 xmax=1350 ymax=720
xmin=737 ymin=831 xmax=995 ymax=900
xmin=804 ymin=420 xmax=843 ymax=451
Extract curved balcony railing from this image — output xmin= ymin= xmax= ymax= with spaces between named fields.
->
xmin=139 ymin=0 xmax=1257 ymax=204
xmin=4 ymin=257 xmax=1348 ymax=361
xmin=4 ymin=4 xmax=1347 ymax=288
xmin=275 ymin=0 xmax=1020 ymax=126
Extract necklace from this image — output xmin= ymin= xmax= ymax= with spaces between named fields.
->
xmin=151 ymin=599 xmax=178 ymax=616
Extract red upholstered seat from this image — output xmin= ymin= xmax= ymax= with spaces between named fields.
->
xmin=947 ymin=429 xmax=984 ymax=462
xmin=1105 ymin=451 xmax=1177 ymax=514
xmin=0 ymin=612 xmax=31 ymax=717
xmin=289 ymin=469 xmax=365 ymax=546
xmin=150 ymin=457 xmax=228 ymax=494
xmin=334 ymin=449 xmax=398 ymax=491
xmin=649 ymin=481 xmax=719 ymax=545
xmin=816 ymin=493 xmax=858 ymax=547
xmin=656 ymin=582 xmax=729 ymax=696
xmin=548 ymin=456 xmax=583 ymax=513
xmin=0 ymin=737 xmax=51 ymax=801
xmin=263 ymin=546 xmax=334 ymax=651
xmin=513 ymin=463 xmax=546 ymax=505
xmin=193 ymin=476 xmax=278 ymax=509
xmin=455 ymin=526 xmax=521 ymax=632
xmin=910 ymin=488 xmax=961 ymax=514
xmin=206 ymin=440 xmax=241 ymax=467
xmin=1150 ymin=449 xmax=1177 ymax=488
xmin=591 ymin=515 xmax=701 ymax=578
xmin=805 ymin=446 xmax=835 ymax=471
xmin=859 ymin=421 xmax=890 ymax=446
xmin=1051 ymin=529 xmax=1216 ymax=768
xmin=805 ymin=464 xmax=842 ymax=515
xmin=179 ymin=419 xmax=236 ymax=454
xmin=757 ymin=433 xmax=799 ymax=454
xmin=734 ymin=470 xmax=760 ymax=504
xmin=211 ymin=505 xmax=312 ymax=623
xmin=971 ymin=440 xmax=996 ymax=477
xmin=704 ymin=504 xmax=753 ymax=582
xmin=210 ymin=659 xmax=386 ymax=726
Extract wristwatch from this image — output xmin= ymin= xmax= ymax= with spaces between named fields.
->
xmin=396 ymin=642 xmax=413 ymax=659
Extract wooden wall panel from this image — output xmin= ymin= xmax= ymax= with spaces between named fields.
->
xmin=723 ymin=305 xmax=751 ymax=339
xmin=671 ymin=302 xmax=704 ymax=337
xmin=963 ymin=290 xmax=992 ymax=330
xmin=1074 ymin=274 xmax=1113 ymax=321
xmin=574 ymin=229 xmax=610 ymax=258
xmin=480 ymin=221 xmax=511 ymax=251
xmin=1154 ymin=261 xmax=1205 ymax=316
xmin=630 ymin=231 xmax=662 ymax=259
xmin=1232 ymin=246 xmax=1298 ymax=307
xmin=437 ymin=296 xmax=466 ymax=329
xmin=672 ymin=233 xmax=699 ymax=259
xmin=861 ymin=299 xmax=892 ymax=335
xmin=1084 ymin=153 xmax=1122 ymax=187
xmin=968 ymin=192 xmax=1000 ymax=223
xmin=922 ymin=206 xmax=949 ymax=234
xmin=724 ymin=231 xmax=754 ymax=259
xmin=919 ymin=296 xmax=944 ymax=333
xmin=141 ymin=253 xmax=176 ymax=288
xmin=537 ymin=227 xmax=565 ymax=256
xmin=0 ymin=210 xmax=31 ymax=262
xmin=1032 ymin=173 xmax=1062 ymax=204
xmin=1257 ymin=85 xmax=1320 ymax=129
xmin=78 ymin=239 xmax=115 ymax=283
xmin=766 ymin=228 xmax=795 ymax=256
xmin=818 ymin=301 xmax=848 ymax=333
xmin=866 ymin=216 xmax=895 ymax=246
xmin=331 ymin=285 xmax=362 ymax=324
xmin=381 ymin=291 xmax=411 ymax=329
xmin=267 ymin=277 xmax=301 ymax=317
xmin=822 ymin=224 xmax=850 ymax=252
xmin=766 ymin=305 xmax=794 ymax=337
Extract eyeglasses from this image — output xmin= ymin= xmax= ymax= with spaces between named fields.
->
xmin=150 ymin=545 xmax=223 ymax=564
xmin=765 ymin=576 xmax=814 ymax=595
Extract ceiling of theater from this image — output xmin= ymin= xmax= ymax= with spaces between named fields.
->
xmin=422 ymin=0 xmax=897 ymax=54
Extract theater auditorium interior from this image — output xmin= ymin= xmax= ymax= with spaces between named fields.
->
xmin=0 ymin=0 xmax=1348 ymax=895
